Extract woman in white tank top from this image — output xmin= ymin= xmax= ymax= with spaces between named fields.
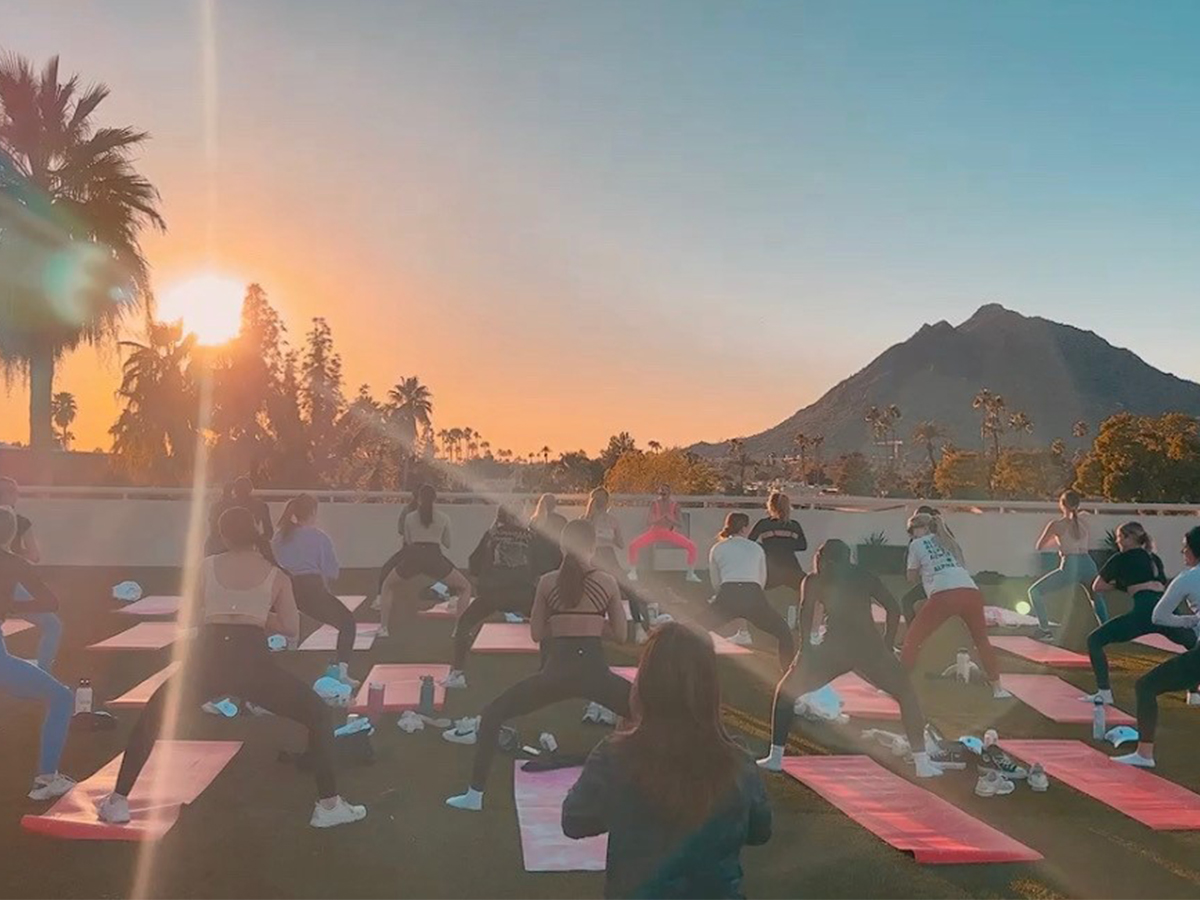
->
xmin=1028 ymin=490 xmax=1099 ymax=640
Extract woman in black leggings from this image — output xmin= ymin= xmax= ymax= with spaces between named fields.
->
xmin=271 ymin=494 xmax=359 ymax=687
xmin=98 ymin=507 xmax=366 ymax=829
xmin=1083 ymin=522 xmax=1196 ymax=704
xmin=442 ymin=506 xmax=536 ymax=689
xmin=1113 ymin=526 xmax=1200 ymax=768
xmin=757 ymin=539 xmax=942 ymax=778
xmin=707 ymin=513 xmax=795 ymax=669
xmin=445 ymin=519 xmax=630 ymax=812
xmin=367 ymin=497 xmax=417 ymax=609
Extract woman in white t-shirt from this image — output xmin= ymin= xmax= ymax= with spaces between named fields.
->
xmin=899 ymin=512 xmax=1011 ymax=699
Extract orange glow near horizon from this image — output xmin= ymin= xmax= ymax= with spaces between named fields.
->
xmin=157 ymin=272 xmax=245 ymax=347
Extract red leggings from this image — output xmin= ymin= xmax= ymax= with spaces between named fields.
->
xmin=899 ymin=587 xmax=1000 ymax=681
xmin=627 ymin=527 xmax=698 ymax=567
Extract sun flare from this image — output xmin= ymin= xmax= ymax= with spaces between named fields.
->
xmin=158 ymin=272 xmax=245 ymax=346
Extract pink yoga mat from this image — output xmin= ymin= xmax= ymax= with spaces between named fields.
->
xmin=117 ymin=595 xmax=180 ymax=616
xmin=612 ymin=666 xmax=638 ymax=683
xmin=338 ymin=595 xmax=366 ymax=612
xmin=2 ymin=619 xmax=33 ymax=637
xmin=999 ymin=739 xmax=1200 ymax=830
xmin=781 ymin=756 xmax=1042 ymax=864
xmin=90 ymin=622 xmax=180 ymax=651
xmin=999 ymin=674 xmax=1135 ymax=725
xmin=21 ymin=740 xmax=241 ymax=841
xmin=418 ymin=599 xmax=458 ymax=619
xmin=514 ymin=762 xmax=606 ymax=872
xmin=350 ymin=663 xmax=451 ymax=713
xmin=829 ymin=673 xmax=901 ymax=720
xmin=108 ymin=662 xmax=183 ymax=708
xmin=298 ymin=622 xmax=379 ymax=652
xmin=474 ymin=623 xmax=539 ymax=654
xmin=1134 ymin=633 xmax=1185 ymax=654
xmin=991 ymin=636 xmax=1090 ymax=667
xmin=709 ymin=632 xmax=754 ymax=656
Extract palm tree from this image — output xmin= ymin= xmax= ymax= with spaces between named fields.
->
xmin=448 ymin=428 xmax=465 ymax=462
xmin=972 ymin=389 xmax=1007 ymax=459
xmin=436 ymin=428 xmax=450 ymax=459
xmin=540 ymin=445 xmax=552 ymax=465
xmin=911 ymin=421 xmax=946 ymax=477
xmin=792 ymin=432 xmax=809 ymax=479
xmin=480 ymin=440 xmax=492 ymax=458
xmin=1009 ymin=411 xmax=1033 ymax=445
xmin=728 ymin=437 xmax=755 ymax=494
xmin=108 ymin=321 xmax=198 ymax=484
xmin=886 ymin=404 xmax=902 ymax=459
xmin=50 ymin=391 xmax=77 ymax=449
xmin=0 ymin=55 xmax=166 ymax=449
xmin=647 ymin=440 xmax=662 ymax=454
xmin=1072 ymin=420 xmax=1090 ymax=440
xmin=387 ymin=376 xmax=433 ymax=487
xmin=811 ymin=435 xmax=825 ymax=472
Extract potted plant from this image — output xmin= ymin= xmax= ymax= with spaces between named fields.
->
xmin=1090 ymin=529 xmax=1119 ymax=570
xmin=855 ymin=530 xmax=908 ymax=575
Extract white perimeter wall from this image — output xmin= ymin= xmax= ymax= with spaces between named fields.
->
xmin=17 ymin=492 xmax=1200 ymax=577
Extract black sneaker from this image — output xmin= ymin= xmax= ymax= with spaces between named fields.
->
xmin=927 ymin=741 xmax=969 ymax=770
xmin=977 ymin=744 xmax=1028 ymax=780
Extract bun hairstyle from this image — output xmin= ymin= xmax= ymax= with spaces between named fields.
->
xmin=767 ymin=491 xmax=791 ymax=520
xmin=417 ymin=483 xmax=436 ymax=527
xmin=1118 ymin=520 xmax=1153 ymax=552
xmin=719 ymin=512 xmax=750 ymax=539
xmin=556 ymin=518 xmax=597 ymax=609
xmin=906 ymin=510 xmax=965 ymax=566
xmin=1061 ymin=489 xmax=1084 ymax=540
xmin=277 ymin=493 xmax=318 ymax=540
xmin=219 ymin=506 xmax=278 ymax=566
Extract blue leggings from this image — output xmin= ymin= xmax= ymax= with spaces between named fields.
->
xmin=0 ymin=630 xmax=72 ymax=775
xmin=13 ymin=584 xmax=63 ymax=671
xmin=1028 ymin=553 xmax=1102 ymax=630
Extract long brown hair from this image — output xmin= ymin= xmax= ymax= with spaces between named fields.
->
xmin=583 ymin=487 xmax=609 ymax=520
xmin=614 ymin=623 xmax=742 ymax=827
xmin=277 ymin=493 xmax=317 ymax=540
xmin=416 ymin=484 xmax=436 ymax=527
xmin=220 ymin=506 xmax=278 ymax=567
xmin=1060 ymin=490 xmax=1084 ymax=540
xmin=719 ymin=512 xmax=750 ymax=539
xmin=555 ymin=518 xmax=595 ymax=609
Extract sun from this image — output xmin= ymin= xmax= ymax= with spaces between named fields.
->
xmin=158 ymin=272 xmax=245 ymax=346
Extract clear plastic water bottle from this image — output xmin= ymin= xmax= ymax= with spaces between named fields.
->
xmin=1092 ymin=696 xmax=1106 ymax=740
xmin=367 ymin=682 xmax=385 ymax=721
xmin=74 ymin=678 xmax=93 ymax=715
xmin=647 ymin=602 xmax=660 ymax=623
xmin=418 ymin=675 xmax=435 ymax=715
xmin=786 ymin=605 xmax=798 ymax=630
xmin=955 ymin=648 xmax=971 ymax=683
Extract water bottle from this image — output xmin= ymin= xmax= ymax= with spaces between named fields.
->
xmin=418 ymin=675 xmax=435 ymax=715
xmin=1092 ymin=696 xmax=1106 ymax=740
xmin=647 ymin=602 xmax=660 ymax=623
xmin=955 ymin=648 xmax=971 ymax=683
xmin=539 ymin=732 xmax=558 ymax=754
xmin=366 ymin=682 xmax=385 ymax=721
xmin=74 ymin=678 xmax=93 ymax=715
xmin=786 ymin=605 xmax=798 ymax=630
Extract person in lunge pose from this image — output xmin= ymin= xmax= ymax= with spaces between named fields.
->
xmin=0 ymin=477 xmax=62 ymax=672
xmin=758 ymin=538 xmax=945 ymax=777
xmin=99 ymin=507 xmax=365 ymax=828
xmin=445 ymin=519 xmax=629 ymax=811
xmin=272 ymin=494 xmax=359 ymax=687
xmin=1115 ymin=527 xmax=1200 ymax=768
xmin=563 ymin=622 xmax=772 ymax=899
xmin=627 ymin=484 xmax=701 ymax=583
xmin=585 ymin=487 xmax=649 ymax=638
xmin=707 ymin=513 xmax=795 ymax=666
xmin=441 ymin=506 xmax=535 ymax=689
xmin=899 ymin=512 xmax=1012 ymax=699
xmin=1028 ymin=490 xmax=1099 ymax=640
xmin=385 ymin=484 xmax=472 ymax=632
xmin=749 ymin=491 xmax=807 ymax=597
xmin=0 ymin=508 xmax=76 ymax=801
xmin=1082 ymin=521 xmax=1196 ymax=704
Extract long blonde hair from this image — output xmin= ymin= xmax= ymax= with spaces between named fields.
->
xmin=767 ymin=491 xmax=790 ymax=520
xmin=907 ymin=510 xmax=965 ymax=566
xmin=277 ymin=493 xmax=317 ymax=540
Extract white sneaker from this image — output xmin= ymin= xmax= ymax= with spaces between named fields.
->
xmin=728 ymin=628 xmax=753 ymax=647
xmin=582 ymin=702 xmax=599 ymax=723
xmin=974 ymin=771 xmax=1015 ymax=797
xmin=97 ymin=793 xmax=130 ymax=824
xmin=992 ymin=684 xmax=1013 ymax=700
xmin=445 ymin=789 xmax=483 ymax=811
xmin=370 ymin=595 xmax=381 ymax=611
xmin=627 ymin=570 xmax=638 ymax=582
xmin=376 ymin=625 xmax=389 ymax=639
xmin=756 ymin=755 xmax=783 ymax=772
xmin=913 ymin=754 xmax=944 ymax=779
xmin=443 ymin=725 xmax=478 ymax=745
xmin=1187 ymin=692 xmax=1200 ymax=706
xmin=245 ymin=702 xmax=273 ymax=717
xmin=310 ymin=798 xmax=367 ymax=828
xmin=1080 ymin=689 xmax=1114 ymax=704
xmin=28 ymin=773 xmax=75 ymax=801
xmin=596 ymin=705 xmax=618 ymax=726
xmin=685 ymin=571 xmax=702 ymax=583
xmin=441 ymin=670 xmax=467 ymax=690
xmin=1112 ymin=752 xmax=1155 ymax=769
xmin=1028 ymin=763 xmax=1049 ymax=792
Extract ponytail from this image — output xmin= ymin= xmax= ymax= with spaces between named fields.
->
xmin=417 ymin=484 xmax=436 ymax=528
xmin=1061 ymin=490 xmax=1084 ymax=540
xmin=930 ymin=516 xmax=966 ymax=566
xmin=719 ymin=512 xmax=750 ymax=539
xmin=556 ymin=519 xmax=596 ymax=609
xmin=1119 ymin=521 xmax=1153 ymax=553
xmin=277 ymin=494 xmax=317 ymax=541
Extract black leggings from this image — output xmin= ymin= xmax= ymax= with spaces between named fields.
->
xmin=375 ymin=549 xmax=406 ymax=595
xmin=593 ymin=546 xmax=646 ymax=625
xmin=452 ymin=572 xmax=534 ymax=670
xmin=771 ymin=630 xmax=926 ymax=748
xmin=708 ymin=582 xmax=796 ymax=669
xmin=469 ymin=637 xmax=631 ymax=790
xmin=292 ymin=574 xmax=357 ymax=664
xmin=115 ymin=625 xmax=336 ymax=798
xmin=764 ymin=559 xmax=805 ymax=594
xmin=1135 ymin=646 xmax=1200 ymax=742
xmin=1087 ymin=591 xmax=1196 ymax=690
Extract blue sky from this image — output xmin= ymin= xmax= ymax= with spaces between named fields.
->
xmin=2 ymin=0 xmax=1198 ymax=453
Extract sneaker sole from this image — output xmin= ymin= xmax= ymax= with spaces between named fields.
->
xmin=931 ymin=760 xmax=967 ymax=770
xmin=978 ymin=766 xmax=1027 ymax=780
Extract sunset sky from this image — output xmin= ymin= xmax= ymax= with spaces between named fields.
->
xmin=3 ymin=1 xmax=1200 ymax=457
